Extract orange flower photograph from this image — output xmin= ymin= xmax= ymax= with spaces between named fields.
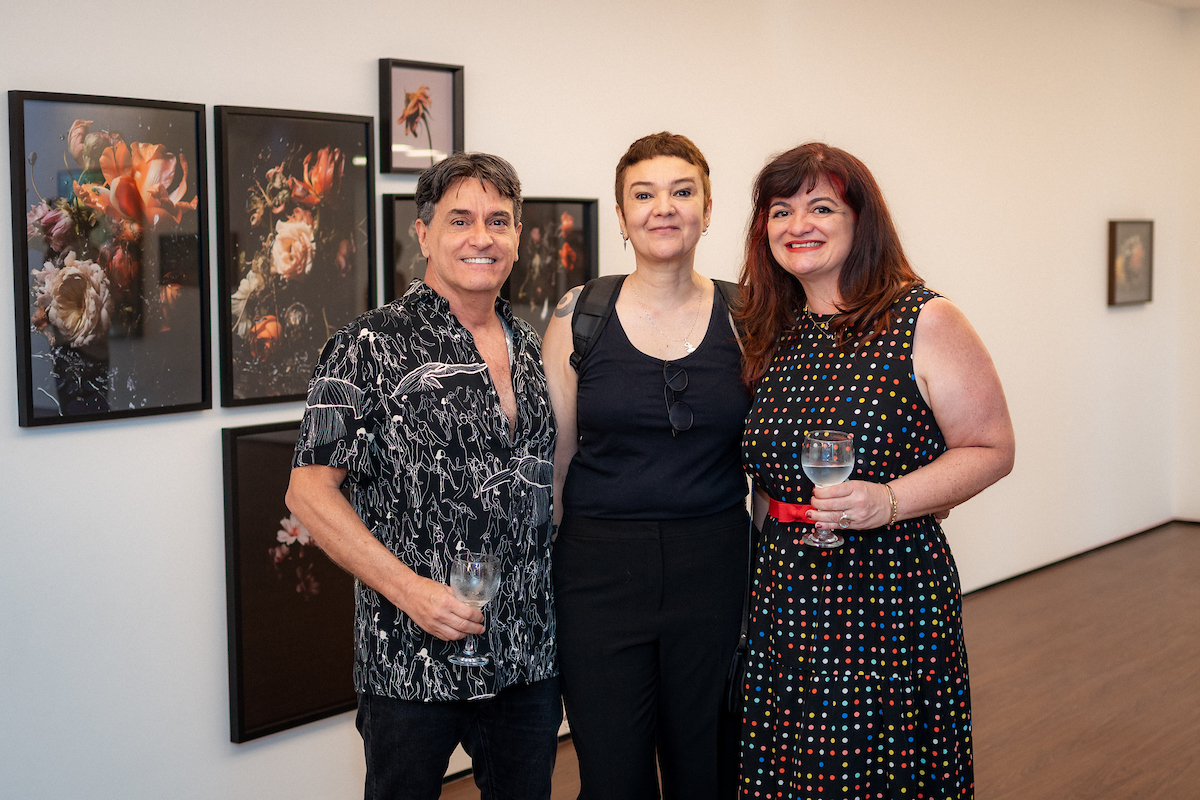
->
xmin=10 ymin=92 xmax=209 ymax=426
xmin=216 ymin=107 xmax=375 ymax=406
xmin=505 ymin=199 xmax=597 ymax=338
xmin=380 ymin=59 xmax=463 ymax=173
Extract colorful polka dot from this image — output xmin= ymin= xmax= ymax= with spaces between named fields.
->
xmin=739 ymin=288 xmax=973 ymax=799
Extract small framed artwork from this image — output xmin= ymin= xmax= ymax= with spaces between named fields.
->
xmin=504 ymin=198 xmax=599 ymax=337
xmin=8 ymin=90 xmax=210 ymax=426
xmin=379 ymin=58 xmax=463 ymax=174
xmin=215 ymin=106 xmax=376 ymax=406
xmin=382 ymin=193 xmax=427 ymax=302
xmin=222 ymin=421 xmax=356 ymax=743
xmin=1108 ymin=220 xmax=1153 ymax=306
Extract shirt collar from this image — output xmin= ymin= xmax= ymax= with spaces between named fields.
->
xmin=407 ymin=279 xmax=519 ymax=336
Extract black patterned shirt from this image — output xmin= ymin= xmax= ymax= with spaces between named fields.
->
xmin=293 ymin=280 xmax=557 ymax=702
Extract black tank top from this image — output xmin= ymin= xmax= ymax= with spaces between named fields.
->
xmin=563 ymin=286 xmax=751 ymax=520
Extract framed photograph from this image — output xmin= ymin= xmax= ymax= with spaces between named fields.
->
xmin=382 ymin=193 xmax=427 ymax=302
xmin=8 ymin=91 xmax=209 ymax=426
xmin=216 ymin=106 xmax=376 ymax=406
xmin=504 ymin=198 xmax=598 ymax=337
xmin=222 ymin=421 xmax=356 ymax=743
xmin=379 ymin=58 xmax=463 ymax=174
xmin=1108 ymin=220 xmax=1153 ymax=306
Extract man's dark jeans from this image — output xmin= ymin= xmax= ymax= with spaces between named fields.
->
xmin=357 ymin=676 xmax=561 ymax=800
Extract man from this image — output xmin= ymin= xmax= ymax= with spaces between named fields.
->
xmin=286 ymin=153 xmax=558 ymax=799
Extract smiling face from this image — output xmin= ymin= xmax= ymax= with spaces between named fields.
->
xmin=616 ymin=156 xmax=711 ymax=266
xmin=766 ymin=175 xmax=856 ymax=288
xmin=416 ymin=177 xmax=521 ymax=302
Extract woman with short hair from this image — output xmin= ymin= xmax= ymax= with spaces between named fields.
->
xmin=542 ymin=131 xmax=750 ymax=799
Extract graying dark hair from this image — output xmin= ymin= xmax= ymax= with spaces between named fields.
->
xmin=415 ymin=152 xmax=523 ymax=226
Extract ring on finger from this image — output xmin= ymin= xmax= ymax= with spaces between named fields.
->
xmin=839 ymin=510 xmax=851 ymax=530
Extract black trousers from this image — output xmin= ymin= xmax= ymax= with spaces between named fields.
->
xmin=553 ymin=504 xmax=749 ymax=800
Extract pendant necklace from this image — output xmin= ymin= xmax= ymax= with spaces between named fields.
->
xmin=630 ymin=280 xmax=702 ymax=354
xmin=804 ymin=304 xmax=838 ymax=345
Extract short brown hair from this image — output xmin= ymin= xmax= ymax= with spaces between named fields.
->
xmin=614 ymin=132 xmax=711 ymax=211
xmin=415 ymin=152 xmax=523 ymax=226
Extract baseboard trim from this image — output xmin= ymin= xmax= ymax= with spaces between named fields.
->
xmin=964 ymin=518 xmax=1197 ymax=596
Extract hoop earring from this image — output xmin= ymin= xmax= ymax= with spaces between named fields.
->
xmin=701 ymin=228 xmax=709 ymax=236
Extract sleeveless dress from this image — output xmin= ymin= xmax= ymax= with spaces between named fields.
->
xmin=739 ymin=287 xmax=973 ymax=800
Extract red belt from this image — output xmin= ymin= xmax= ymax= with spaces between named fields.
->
xmin=767 ymin=498 xmax=816 ymax=524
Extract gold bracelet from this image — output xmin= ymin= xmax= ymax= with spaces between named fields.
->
xmin=885 ymin=484 xmax=898 ymax=526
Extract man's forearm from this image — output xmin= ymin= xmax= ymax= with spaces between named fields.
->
xmin=285 ymin=464 xmax=482 ymax=641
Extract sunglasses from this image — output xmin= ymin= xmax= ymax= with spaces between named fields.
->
xmin=663 ymin=362 xmax=693 ymax=437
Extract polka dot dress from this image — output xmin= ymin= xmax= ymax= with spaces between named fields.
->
xmin=740 ymin=288 xmax=973 ymax=799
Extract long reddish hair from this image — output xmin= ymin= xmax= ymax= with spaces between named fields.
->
xmin=735 ymin=143 xmax=923 ymax=386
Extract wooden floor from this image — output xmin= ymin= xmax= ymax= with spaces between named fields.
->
xmin=965 ymin=521 xmax=1200 ymax=799
xmin=442 ymin=522 xmax=1200 ymax=799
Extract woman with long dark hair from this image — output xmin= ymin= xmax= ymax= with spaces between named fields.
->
xmin=736 ymin=143 xmax=1014 ymax=799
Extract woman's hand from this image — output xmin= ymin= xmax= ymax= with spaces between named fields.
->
xmin=808 ymin=480 xmax=892 ymax=531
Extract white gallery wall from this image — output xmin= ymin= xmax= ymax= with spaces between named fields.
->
xmin=0 ymin=0 xmax=1195 ymax=797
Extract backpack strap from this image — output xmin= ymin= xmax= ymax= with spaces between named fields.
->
xmin=570 ymin=274 xmax=627 ymax=372
xmin=713 ymin=279 xmax=746 ymax=350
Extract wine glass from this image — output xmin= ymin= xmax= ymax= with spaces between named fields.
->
xmin=448 ymin=553 xmax=501 ymax=667
xmin=800 ymin=430 xmax=854 ymax=549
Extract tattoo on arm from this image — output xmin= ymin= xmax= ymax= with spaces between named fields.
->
xmin=553 ymin=286 xmax=582 ymax=318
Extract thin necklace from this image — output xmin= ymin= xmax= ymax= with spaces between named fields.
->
xmin=630 ymin=280 xmax=703 ymax=354
xmin=803 ymin=304 xmax=838 ymax=345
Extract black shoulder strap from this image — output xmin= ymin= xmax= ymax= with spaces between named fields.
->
xmin=714 ymin=279 xmax=746 ymax=341
xmin=570 ymin=274 xmax=626 ymax=372
xmin=714 ymin=279 xmax=742 ymax=312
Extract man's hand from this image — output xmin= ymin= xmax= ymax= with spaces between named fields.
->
xmin=397 ymin=574 xmax=485 ymax=642
xmin=287 ymin=464 xmax=484 ymax=642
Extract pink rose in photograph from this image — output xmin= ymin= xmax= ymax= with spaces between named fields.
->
xmin=27 ymin=199 xmax=52 ymax=243
xmin=31 ymin=251 xmax=113 ymax=349
xmin=270 ymin=208 xmax=316 ymax=280
xmin=99 ymin=241 xmax=140 ymax=294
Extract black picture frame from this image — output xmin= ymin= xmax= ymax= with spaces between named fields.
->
xmin=8 ymin=90 xmax=210 ymax=426
xmin=379 ymin=58 xmax=464 ymax=174
xmin=1107 ymin=220 xmax=1153 ymax=306
xmin=222 ymin=421 xmax=356 ymax=743
xmin=382 ymin=193 xmax=427 ymax=302
xmin=215 ymin=106 xmax=376 ymax=406
xmin=504 ymin=198 xmax=599 ymax=337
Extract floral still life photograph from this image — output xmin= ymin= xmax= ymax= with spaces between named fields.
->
xmin=9 ymin=92 xmax=209 ymax=426
xmin=383 ymin=194 xmax=427 ymax=302
xmin=380 ymin=59 xmax=462 ymax=173
xmin=223 ymin=422 xmax=355 ymax=742
xmin=216 ymin=107 xmax=374 ymax=406
xmin=505 ymin=199 xmax=597 ymax=338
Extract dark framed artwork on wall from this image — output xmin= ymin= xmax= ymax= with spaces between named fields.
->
xmin=379 ymin=58 xmax=463 ymax=174
xmin=8 ymin=90 xmax=210 ymax=426
xmin=222 ymin=421 xmax=356 ymax=743
xmin=1107 ymin=220 xmax=1153 ymax=306
xmin=382 ymin=193 xmax=427 ymax=302
xmin=504 ymin=198 xmax=598 ymax=337
xmin=215 ymin=106 xmax=376 ymax=406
